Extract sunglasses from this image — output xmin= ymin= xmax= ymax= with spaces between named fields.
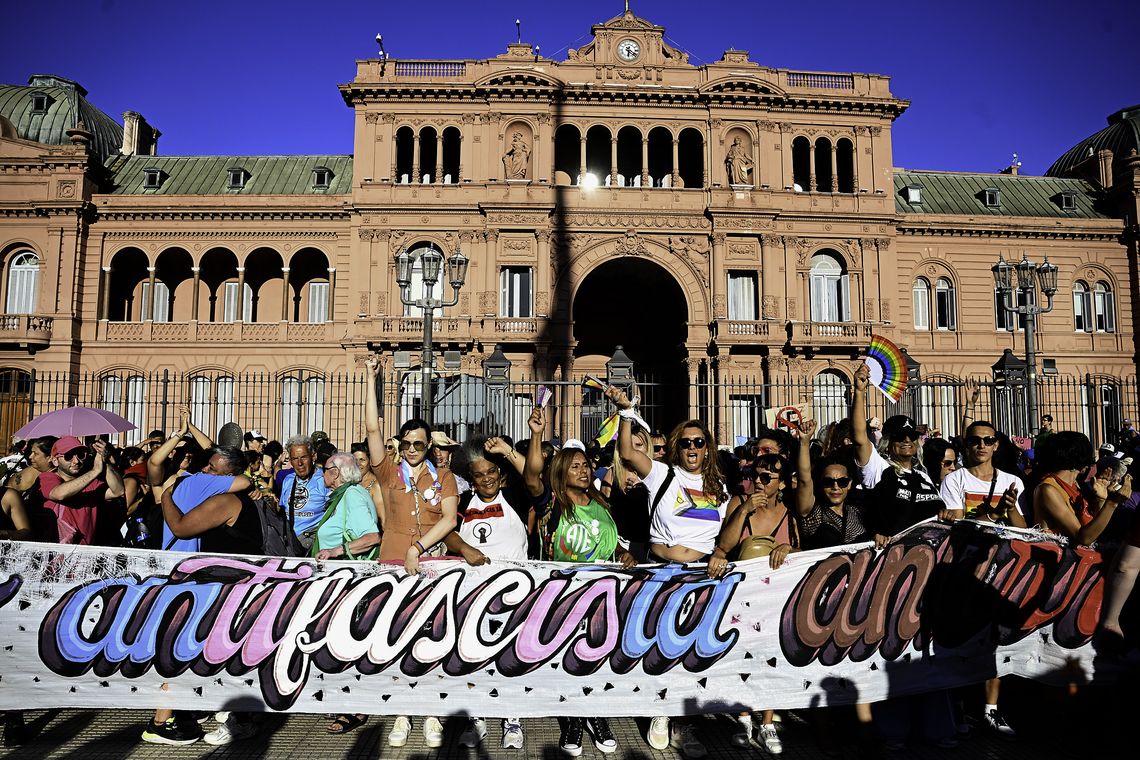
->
xmin=653 ymin=445 xmax=666 ymax=453
xmin=678 ymin=437 xmax=706 ymax=450
xmin=941 ymin=459 xmax=958 ymax=468
xmin=965 ymin=435 xmax=999 ymax=447
xmin=889 ymin=432 xmax=920 ymax=443
xmin=398 ymin=440 xmax=428 ymax=452
xmin=754 ymin=471 xmax=780 ymax=485
xmin=62 ymin=449 xmax=88 ymax=461
xmin=821 ymin=476 xmax=851 ymax=488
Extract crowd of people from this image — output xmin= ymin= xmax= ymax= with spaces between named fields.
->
xmin=1 ymin=357 xmax=1138 ymax=756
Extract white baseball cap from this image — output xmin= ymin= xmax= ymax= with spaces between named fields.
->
xmin=562 ymin=438 xmax=586 ymax=452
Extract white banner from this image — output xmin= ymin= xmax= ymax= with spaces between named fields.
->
xmin=0 ymin=522 xmax=1120 ymax=717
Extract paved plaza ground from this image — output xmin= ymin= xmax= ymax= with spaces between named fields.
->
xmin=1 ymin=679 xmax=1132 ymax=760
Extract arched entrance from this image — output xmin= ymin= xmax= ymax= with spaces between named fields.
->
xmin=573 ymin=258 xmax=689 ymax=431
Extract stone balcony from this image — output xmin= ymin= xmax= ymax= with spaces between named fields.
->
xmin=788 ymin=320 xmax=875 ymax=349
xmin=0 ymin=314 xmax=53 ymax=349
xmin=354 ymin=315 xmax=550 ymax=346
xmin=713 ymin=319 xmax=775 ymax=346
xmin=98 ymin=320 xmax=336 ymax=343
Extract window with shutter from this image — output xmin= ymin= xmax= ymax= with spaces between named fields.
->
xmin=912 ymin=279 xmax=930 ymax=330
xmin=500 ymin=267 xmax=533 ymax=318
xmin=307 ymin=281 xmax=329 ymax=323
xmin=935 ymin=278 xmax=955 ymax=330
xmin=1073 ymin=282 xmax=1090 ymax=332
xmin=727 ymin=272 xmax=758 ymax=321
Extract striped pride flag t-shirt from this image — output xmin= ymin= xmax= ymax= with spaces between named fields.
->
xmin=643 ymin=460 xmax=728 ymax=554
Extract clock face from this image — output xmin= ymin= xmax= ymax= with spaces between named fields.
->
xmin=617 ymin=39 xmax=641 ymax=61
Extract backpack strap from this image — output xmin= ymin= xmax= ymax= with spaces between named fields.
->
xmin=649 ymin=466 xmax=677 ymax=518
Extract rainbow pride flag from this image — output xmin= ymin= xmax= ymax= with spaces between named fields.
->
xmin=675 ymin=488 xmax=721 ymax=521
xmin=594 ymin=412 xmax=621 ymax=447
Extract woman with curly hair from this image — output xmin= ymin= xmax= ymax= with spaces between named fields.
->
xmin=1034 ymin=431 xmax=1130 ymax=545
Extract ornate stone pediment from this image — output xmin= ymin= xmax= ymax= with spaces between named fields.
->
xmin=614 ymin=229 xmax=649 ymax=257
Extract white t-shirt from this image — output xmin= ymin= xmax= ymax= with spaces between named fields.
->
xmin=940 ymin=467 xmax=1026 ymax=518
xmin=643 ymin=460 xmax=728 ymax=554
xmin=458 ymin=490 xmax=529 ymax=561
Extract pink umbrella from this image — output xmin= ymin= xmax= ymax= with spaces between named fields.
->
xmin=15 ymin=406 xmax=137 ymax=439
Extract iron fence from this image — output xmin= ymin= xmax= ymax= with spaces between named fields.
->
xmin=2 ymin=368 xmax=1136 ymax=450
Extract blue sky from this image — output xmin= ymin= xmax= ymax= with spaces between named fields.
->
xmin=2 ymin=0 xmax=1136 ymax=175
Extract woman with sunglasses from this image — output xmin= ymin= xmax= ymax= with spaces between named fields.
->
xmin=363 ymin=360 xmax=460 ymax=750
xmin=714 ymin=451 xmax=797 ymax=755
xmin=608 ymin=390 xmax=724 ymax=758
xmin=794 ymin=418 xmax=869 ymax=550
xmin=922 ymin=438 xmax=960 ymax=488
xmin=852 ymin=363 xmax=945 ymax=546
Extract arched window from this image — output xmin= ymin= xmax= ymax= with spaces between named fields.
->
xmin=279 ymin=374 xmax=325 ymax=440
xmin=809 ymin=252 xmax=849 ymax=323
xmin=1073 ymin=280 xmax=1090 ymax=332
xmin=935 ymin=277 xmax=956 ymax=330
xmin=101 ymin=374 xmax=147 ymax=435
xmin=912 ymin=278 xmax=930 ymax=330
xmin=1094 ymin=281 xmax=1115 ymax=333
xmin=6 ymin=251 xmax=39 ymax=314
xmin=189 ymin=375 xmax=235 ymax=435
xmin=812 ymin=371 xmax=849 ymax=432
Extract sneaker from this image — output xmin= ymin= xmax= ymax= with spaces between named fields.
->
xmin=585 ymin=717 xmax=617 ymax=754
xmin=460 ymin=717 xmax=487 ymax=748
xmin=647 ymin=716 xmax=670 ymax=750
xmin=983 ymin=709 xmax=1015 ymax=738
xmin=3 ymin=714 xmax=28 ymax=748
xmin=502 ymin=719 xmax=525 ymax=749
xmin=388 ymin=716 xmax=411 ymax=747
xmin=732 ymin=714 xmax=753 ymax=747
xmin=141 ymin=718 xmax=200 ymax=746
xmin=423 ymin=716 xmax=444 ymax=748
xmin=759 ymin=723 xmax=783 ymax=755
xmin=203 ymin=716 xmax=256 ymax=746
xmin=669 ymin=722 xmax=707 ymax=759
xmin=559 ymin=717 xmax=584 ymax=757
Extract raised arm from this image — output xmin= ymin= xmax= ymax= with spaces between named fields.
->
xmin=960 ymin=379 xmax=981 ymax=433
xmin=182 ymin=404 xmax=214 ymax=449
xmin=606 ymin=386 xmax=652 ymax=478
xmin=794 ymin=418 xmax=818 ymax=517
xmin=522 ymin=406 xmax=547 ymax=496
xmin=851 ymin=362 xmax=873 ymax=468
xmin=148 ymin=410 xmax=189 ymax=488
xmin=363 ymin=356 xmax=386 ymax=468
xmin=95 ymin=441 xmax=124 ymax=499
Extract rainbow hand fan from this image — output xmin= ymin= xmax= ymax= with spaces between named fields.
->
xmin=864 ymin=334 xmax=908 ymax=403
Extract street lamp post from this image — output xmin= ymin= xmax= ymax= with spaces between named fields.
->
xmin=991 ymin=253 xmax=1059 ymax=435
xmin=394 ymin=244 xmax=469 ymax=426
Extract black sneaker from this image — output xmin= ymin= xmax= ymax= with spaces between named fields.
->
xmin=585 ymin=717 xmax=617 ymax=754
xmin=141 ymin=718 xmax=200 ymax=746
xmin=3 ymin=713 xmax=28 ymax=747
xmin=559 ymin=718 xmax=584 ymax=757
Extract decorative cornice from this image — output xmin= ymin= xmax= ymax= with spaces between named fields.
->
xmin=96 ymin=209 xmax=351 ymax=223
xmin=102 ymin=230 xmax=339 ymax=239
xmin=896 ymin=224 xmax=1124 ymax=242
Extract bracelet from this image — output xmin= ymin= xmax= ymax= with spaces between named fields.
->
xmin=414 ymin=540 xmax=426 ymax=555
xmin=340 ymin=543 xmax=348 ymax=557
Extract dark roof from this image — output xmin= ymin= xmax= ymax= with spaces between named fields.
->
xmin=102 ymin=154 xmax=354 ymax=195
xmin=1046 ymin=105 xmax=1140 ymax=178
xmin=0 ymin=75 xmax=124 ymax=160
xmin=893 ymin=170 xmax=1110 ymax=219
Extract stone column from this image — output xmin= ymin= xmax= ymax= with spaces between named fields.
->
xmin=145 ymin=266 xmax=157 ymax=321
xmin=281 ymin=267 xmax=291 ymax=321
xmin=235 ymin=267 xmax=246 ymax=321
xmin=711 ymin=233 xmax=726 ymax=318
xmin=808 ymin=141 xmax=817 ymax=192
xmin=435 ymin=132 xmax=444 ymax=184
xmin=759 ymin=235 xmax=782 ymax=320
xmin=641 ymin=137 xmax=650 ymax=187
xmin=457 ymin=133 xmax=466 ymax=183
xmin=412 ymin=130 xmax=421 ymax=183
xmin=535 ymin=231 xmax=551 ymax=316
xmin=579 ymin=134 xmax=587 ymax=183
xmin=780 ymin=124 xmax=793 ymax=190
xmin=328 ymin=267 xmax=337 ymax=322
xmin=101 ymin=266 xmax=112 ymax=321
xmin=190 ymin=266 xmax=201 ymax=321
xmin=610 ymin=136 xmax=619 ymax=186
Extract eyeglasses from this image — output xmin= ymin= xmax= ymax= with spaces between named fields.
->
xmin=653 ymin=445 xmax=666 ymax=453
xmin=820 ymin=476 xmax=851 ymax=488
xmin=754 ymin=471 xmax=778 ymax=485
xmin=941 ymin=459 xmax=958 ymax=468
xmin=62 ymin=449 xmax=88 ymax=461
xmin=965 ymin=435 xmax=999 ymax=447
xmin=889 ymin=432 xmax=920 ymax=443
xmin=678 ymin=437 xmax=706 ymax=450
xmin=398 ymin=440 xmax=428 ymax=452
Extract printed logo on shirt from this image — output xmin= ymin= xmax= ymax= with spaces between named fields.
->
xmin=290 ymin=481 xmax=309 ymax=510
xmin=674 ymin=487 xmax=721 ymax=521
xmin=471 ymin=522 xmax=494 ymax=544
xmin=464 ymin=503 xmax=505 ymax=522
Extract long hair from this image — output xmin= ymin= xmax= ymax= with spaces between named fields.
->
xmin=666 ymin=419 xmax=724 ymax=497
xmin=550 ymin=448 xmax=609 ymax=520
xmin=876 ymin=435 xmax=925 ymax=474
xmin=611 ymin=425 xmax=650 ymax=494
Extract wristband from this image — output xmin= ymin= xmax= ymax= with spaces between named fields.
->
xmin=618 ymin=408 xmax=638 ymax=419
xmin=414 ymin=540 xmax=427 ymax=555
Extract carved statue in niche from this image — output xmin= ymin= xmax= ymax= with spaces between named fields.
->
xmin=725 ymin=137 xmax=754 ymax=185
xmin=669 ymin=235 xmax=710 ymax=264
xmin=502 ymin=131 xmax=530 ymax=179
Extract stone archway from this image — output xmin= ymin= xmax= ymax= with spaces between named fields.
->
xmin=572 ymin=256 xmax=690 ymax=431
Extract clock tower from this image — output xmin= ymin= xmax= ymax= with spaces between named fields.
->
xmin=566 ymin=7 xmax=690 ymax=67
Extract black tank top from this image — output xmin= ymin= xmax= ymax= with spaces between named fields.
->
xmin=200 ymin=494 xmax=263 ymax=555
xmin=609 ymin=481 xmax=650 ymax=543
